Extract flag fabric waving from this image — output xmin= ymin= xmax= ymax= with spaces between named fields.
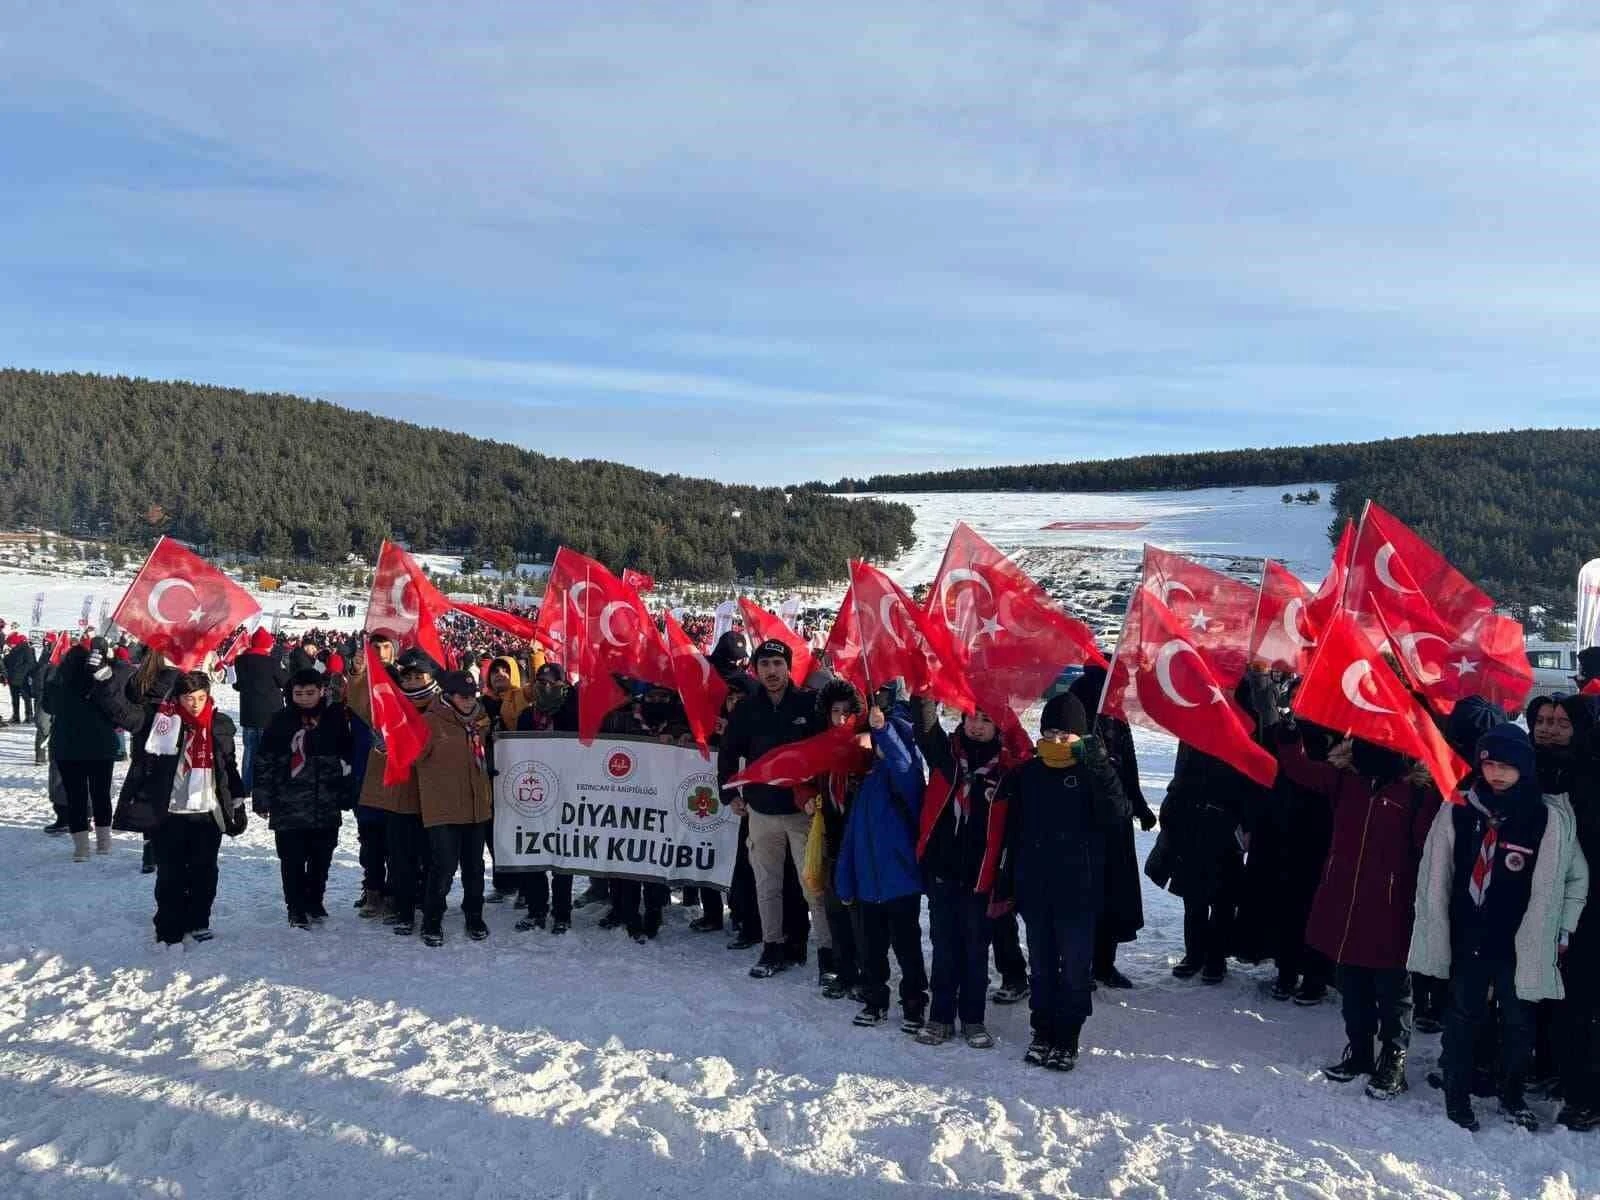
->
xmin=556 ymin=550 xmax=674 ymax=743
xmin=1292 ymin=608 xmax=1468 ymax=801
xmin=450 ymin=601 xmax=540 ymax=643
xmin=364 ymin=642 xmax=433 ymax=786
xmin=111 ymin=537 xmax=260 ymax=671
xmin=849 ymin=560 xmax=976 ymax=711
xmin=622 ymin=568 xmax=656 ymax=594
xmin=1249 ymin=559 xmax=1318 ymax=674
xmin=366 ymin=541 xmax=451 ymax=668
xmin=925 ymin=521 xmax=1106 ymax=712
xmin=723 ymin=721 xmax=872 ymax=791
xmin=1343 ymin=501 xmax=1493 ymax=632
xmin=1103 ymin=586 xmax=1277 ymax=788
xmin=738 ymin=597 xmax=817 ymax=685
xmin=1137 ymin=545 xmax=1258 ymax=687
xmin=1369 ymin=594 xmax=1534 ymax=716
xmin=664 ymin=611 xmax=728 ymax=755
xmin=821 ymin=586 xmax=869 ymax=697
xmin=1305 ymin=519 xmax=1354 ymax=631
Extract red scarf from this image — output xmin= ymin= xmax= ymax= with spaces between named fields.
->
xmin=177 ymin=697 xmax=216 ymax=773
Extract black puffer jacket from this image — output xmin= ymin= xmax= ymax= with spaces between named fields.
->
xmin=253 ymin=701 xmax=356 ymax=831
xmin=717 ymin=681 xmax=821 ymax=816
xmin=113 ymin=701 xmax=243 ymax=833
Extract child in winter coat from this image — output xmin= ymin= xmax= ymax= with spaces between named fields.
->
xmin=911 ymin=693 xmax=1012 ymax=1044
xmin=804 ymin=680 xmax=868 ymax=1001
xmin=254 ymin=669 xmax=356 ymax=929
xmin=831 ymin=690 xmax=928 ymax=1035
xmin=1275 ymin=728 xmax=1439 ymax=1099
xmin=1408 ymin=723 xmax=1590 ymax=1131
xmin=414 ymin=670 xmax=495 ymax=947
xmin=996 ymin=692 xmax=1130 ymax=1071
xmin=124 ymin=671 xmax=246 ymax=946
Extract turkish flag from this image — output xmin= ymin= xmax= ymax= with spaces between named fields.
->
xmin=554 ymin=549 xmax=674 ymax=743
xmin=664 ymin=611 xmax=728 ymax=755
xmin=1137 ymin=545 xmax=1258 ymax=687
xmin=724 ymin=720 xmax=872 ymax=791
xmin=1370 ymin=594 xmax=1534 ymax=716
xmin=1343 ymin=501 xmax=1492 ymax=632
xmin=1249 ymin=560 xmax=1319 ymax=674
xmin=1292 ymin=608 xmax=1468 ymax=801
xmin=364 ymin=643 xmax=433 ymax=786
xmin=925 ymin=522 xmax=1106 ymax=712
xmin=738 ymin=597 xmax=817 ymax=685
xmin=1305 ymin=519 xmax=1354 ymax=632
xmin=622 ymin=568 xmax=655 ymax=594
xmin=532 ymin=547 xmax=587 ymax=665
xmin=1104 ymin=587 xmax=1278 ymax=788
xmin=366 ymin=541 xmax=451 ymax=668
xmin=822 ymin=586 xmax=870 ymax=697
xmin=111 ymin=537 xmax=260 ymax=672
xmin=849 ymin=560 xmax=976 ymax=711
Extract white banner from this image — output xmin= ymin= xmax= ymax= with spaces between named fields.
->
xmin=492 ymin=733 xmax=736 ymax=888
xmin=1579 ymin=558 xmax=1600 ymax=650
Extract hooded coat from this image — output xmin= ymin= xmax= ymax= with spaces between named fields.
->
xmin=910 ymin=695 xmax=1008 ymax=895
xmin=1070 ymin=667 xmax=1153 ymax=943
xmin=112 ymin=679 xmax=244 ymax=834
xmin=42 ymin=646 xmax=125 ymax=762
xmin=415 ymin=697 xmax=493 ymax=827
xmin=834 ymin=713 xmax=925 ymax=905
xmin=254 ymin=701 xmax=357 ymax=831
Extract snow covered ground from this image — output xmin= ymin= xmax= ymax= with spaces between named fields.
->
xmin=1 ymin=717 xmax=1593 ymax=1199
xmin=1 ymin=492 xmax=1594 ymax=1197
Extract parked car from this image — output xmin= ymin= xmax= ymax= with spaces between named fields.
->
xmin=288 ymin=599 xmax=331 ymax=620
xmin=1525 ymin=639 xmax=1580 ymax=695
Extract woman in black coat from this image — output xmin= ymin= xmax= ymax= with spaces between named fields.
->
xmin=1069 ymin=668 xmax=1156 ymax=989
xmin=42 ymin=638 xmax=127 ymax=862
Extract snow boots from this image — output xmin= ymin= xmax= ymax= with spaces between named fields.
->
xmin=71 ymin=831 xmax=91 ymax=862
xmin=1323 ymin=1043 xmax=1375 ymax=1083
xmin=95 ymin=827 xmax=112 ymax=855
xmin=1365 ymin=1048 xmax=1408 ymax=1099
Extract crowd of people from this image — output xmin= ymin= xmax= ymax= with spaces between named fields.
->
xmin=2 ymin=612 xmax=1597 ymax=1135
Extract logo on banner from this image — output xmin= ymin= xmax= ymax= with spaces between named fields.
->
xmin=674 ymin=771 xmax=730 ymax=833
xmin=505 ymin=758 xmax=559 ymax=820
xmin=605 ymin=750 xmax=635 ymax=781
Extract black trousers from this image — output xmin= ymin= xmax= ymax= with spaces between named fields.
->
xmin=9 ymin=684 xmax=31 ymax=723
xmin=1337 ymin=964 xmax=1413 ymax=1056
xmin=1558 ymin=953 xmax=1600 ymax=1111
xmin=823 ymin=878 xmax=860 ymax=985
xmin=153 ymin=816 xmax=222 ymax=944
xmin=275 ymin=827 xmax=338 ymax=918
xmin=356 ymin=815 xmax=387 ymax=893
xmin=927 ymin=879 xmax=988 ymax=1025
xmin=521 ymin=871 xmax=574 ymax=922
xmin=728 ymin=815 xmax=759 ymax=934
xmin=1442 ymin=957 xmax=1534 ymax=1104
xmin=1025 ymin=896 xmax=1097 ymax=1046
xmin=424 ymin=822 xmax=487 ymax=930
xmin=58 ymin=759 xmax=114 ymax=833
xmin=1183 ymin=893 xmax=1236 ymax=967
xmin=990 ymin=909 xmax=1029 ymax=988
xmin=609 ymin=878 xmax=669 ymax=935
xmin=385 ymin=812 xmax=428 ymax=921
xmin=857 ymin=893 xmax=928 ymax=1016
xmin=683 ymin=885 xmax=724 ymax=925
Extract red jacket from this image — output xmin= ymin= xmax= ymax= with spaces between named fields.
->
xmin=1280 ymin=740 xmax=1439 ymax=969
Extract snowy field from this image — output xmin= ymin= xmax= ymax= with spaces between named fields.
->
xmin=0 ymin=488 xmax=1595 ymax=1198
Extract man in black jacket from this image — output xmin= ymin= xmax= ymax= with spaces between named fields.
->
xmin=717 ymin=639 xmax=827 ymax=978
xmin=232 ymin=627 xmax=288 ymax=795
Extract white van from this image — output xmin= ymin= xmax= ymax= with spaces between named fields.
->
xmin=279 ymin=581 xmax=315 ymax=595
xmin=1525 ymin=640 xmax=1579 ymax=695
xmin=289 ymin=599 xmax=331 ymax=620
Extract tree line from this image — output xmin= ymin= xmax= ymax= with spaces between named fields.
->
xmin=0 ymin=370 xmax=915 ymax=583
xmin=803 ymin=430 xmax=1600 ymax=615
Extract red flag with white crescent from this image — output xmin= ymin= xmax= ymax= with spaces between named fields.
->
xmin=738 ymin=598 xmax=816 ymax=685
xmin=1136 ymin=545 xmax=1258 ymax=688
xmin=111 ymin=537 xmax=260 ymax=671
xmin=664 ymin=611 xmax=727 ymax=755
xmin=849 ymin=560 xmax=976 ymax=712
xmin=822 ymin=586 xmax=869 ymax=697
xmin=1292 ymin=608 xmax=1468 ymax=801
xmin=1343 ymin=501 xmax=1493 ymax=633
xmin=723 ymin=720 xmax=872 ymax=791
xmin=1103 ymin=586 xmax=1277 ymax=788
xmin=1249 ymin=560 xmax=1319 ymax=674
xmin=366 ymin=541 xmax=452 ymax=668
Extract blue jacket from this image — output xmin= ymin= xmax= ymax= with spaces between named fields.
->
xmin=834 ymin=715 xmax=925 ymax=904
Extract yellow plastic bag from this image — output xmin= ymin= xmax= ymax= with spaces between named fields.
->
xmin=801 ymin=807 xmax=828 ymax=898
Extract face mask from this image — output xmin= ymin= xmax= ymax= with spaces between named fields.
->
xmin=1036 ymin=738 xmax=1078 ymax=768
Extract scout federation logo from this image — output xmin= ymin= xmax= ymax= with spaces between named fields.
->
xmin=675 ymin=771 xmax=730 ymax=834
xmin=505 ymin=758 xmax=559 ymax=821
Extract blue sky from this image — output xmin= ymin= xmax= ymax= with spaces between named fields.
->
xmin=4 ymin=3 xmax=1598 ymax=484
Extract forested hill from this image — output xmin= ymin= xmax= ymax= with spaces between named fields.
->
xmin=0 ymin=370 xmax=913 ymax=583
xmin=815 ymin=430 xmax=1600 ymax=613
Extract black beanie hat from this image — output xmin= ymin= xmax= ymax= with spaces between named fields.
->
xmin=1579 ymin=646 xmax=1600 ymax=680
xmin=1040 ymin=692 xmax=1088 ymax=736
xmin=753 ymin=638 xmax=792 ymax=666
xmin=396 ymin=648 xmax=439 ymax=678
xmin=438 ymin=670 xmax=479 ymax=699
xmin=288 ymin=668 xmax=326 ymax=690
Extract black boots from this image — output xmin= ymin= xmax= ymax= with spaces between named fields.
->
xmin=1323 ymin=1043 xmax=1375 ymax=1083
xmin=749 ymin=943 xmax=789 ymax=978
xmin=1365 ymin=1047 xmax=1407 ymax=1099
